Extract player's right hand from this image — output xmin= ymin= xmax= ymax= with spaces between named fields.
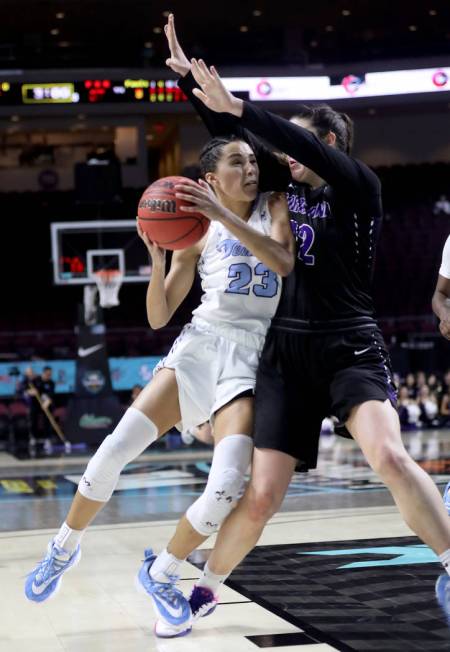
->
xmin=164 ymin=14 xmax=191 ymax=77
xmin=136 ymin=219 xmax=166 ymax=268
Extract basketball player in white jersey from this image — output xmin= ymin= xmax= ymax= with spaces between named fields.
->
xmin=432 ymin=235 xmax=450 ymax=514
xmin=25 ymin=135 xmax=295 ymax=638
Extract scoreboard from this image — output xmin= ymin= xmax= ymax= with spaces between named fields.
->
xmin=0 ymin=79 xmax=188 ymax=106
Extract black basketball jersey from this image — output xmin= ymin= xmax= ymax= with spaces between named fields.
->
xmin=237 ymin=102 xmax=383 ymax=330
xmin=178 ymin=74 xmax=383 ymax=331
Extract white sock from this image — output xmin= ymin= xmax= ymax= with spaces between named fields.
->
xmin=54 ymin=522 xmax=85 ymax=554
xmin=439 ymin=549 xmax=450 ymax=576
xmin=150 ymin=548 xmax=184 ymax=583
xmin=197 ymin=561 xmax=229 ymax=594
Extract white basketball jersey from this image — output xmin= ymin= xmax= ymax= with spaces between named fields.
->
xmin=192 ymin=193 xmax=281 ymax=338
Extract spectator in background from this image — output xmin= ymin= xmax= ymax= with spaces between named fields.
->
xmin=440 ymin=390 xmax=450 ymax=428
xmin=398 ymin=386 xmax=421 ymax=430
xmin=417 ymin=385 xmax=440 ymax=428
xmin=442 ymin=370 xmax=450 ymax=397
xmin=428 ymin=373 xmax=441 ymax=396
xmin=433 ymin=194 xmax=450 ymax=216
xmin=416 ymin=371 xmax=427 ymax=393
xmin=35 ymin=366 xmax=56 ymax=440
xmin=405 ymin=372 xmax=417 ymax=398
xmin=17 ymin=366 xmax=40 ymax=442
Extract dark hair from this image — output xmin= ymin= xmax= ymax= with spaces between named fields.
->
xmin=199 ymin=135 xmax=247 ymax=176
xmin=291 ymin=104 xmax=354 ymax=154
xmin=43 ymin=366 xmax=52 ymax=372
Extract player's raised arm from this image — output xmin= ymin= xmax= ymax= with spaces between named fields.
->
xmin=190 ymin=58 xmax=378 ymax=194
xmin=164 ymin=14 xmax=290 ymax=192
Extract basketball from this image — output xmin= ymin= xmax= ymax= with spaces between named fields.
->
xmin=137 ymin=175 xmax=209 ymax=250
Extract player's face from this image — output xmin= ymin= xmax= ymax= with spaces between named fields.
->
xmin=213 ymin=141 xmax=259 ymax=201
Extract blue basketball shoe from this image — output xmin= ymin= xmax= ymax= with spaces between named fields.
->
xmin=137 ymin=548 xmax=191 ymax=638
xmin=435 ymin=573 xmax=450 ymax=624
xmin=443 ymin=482 xmax=450 ymax=515
xmin=25 ymin=540 xmax=81 ymax=602
xmin=189 ymin=585 xmax=218 ymax=621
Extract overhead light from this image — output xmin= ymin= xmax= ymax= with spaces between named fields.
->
xmin=153 ymin=26 xmax=162 ymax=34
xmin=56 ymin=12 xmax=65 ymax=19
xmin=429 ymin=9 xmax=437 ymax=16
xmin=146 ymin=134 xmax=155 ymax=141
xmin=325 ymin=25 xmax=334 ymax=32
xmin=11 ymin=115 xmax=20 ymax=122
xmin=144 ymin=41 xmax=153 ymax=49
xmin=240 ymin=25 xmax=249 ymax=32
xmin=50 ymin=28 xmax=60 ymax=36
xmin=58 ymin=41 xmax=70 ymax=47
xmin=252 ymin=9 xmax=262 ymax=16
xmin=162 ymin=10 xmax=170 ymax=17
xmin=310 ymin=40 xmax=318 ymax=48
xmin=408 ymin=25 xmax=417 ymax=31
xmin=342 ymin=9 xmax=351 ymax=16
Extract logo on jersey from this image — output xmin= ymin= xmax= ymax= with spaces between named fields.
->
xmin=217 ymin=238 xmax=252 ymax=260
xmin=287 ymin=193 xmax=330 ymax=219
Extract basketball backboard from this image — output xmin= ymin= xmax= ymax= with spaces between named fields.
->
xmin=51 ymin=220 xmax=151 ymax=285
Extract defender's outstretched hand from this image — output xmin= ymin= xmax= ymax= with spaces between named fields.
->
xmin=164 ymin=13 xmax=191 ymax=77
xmin=191 ymin=58 xmax=244 ymax=117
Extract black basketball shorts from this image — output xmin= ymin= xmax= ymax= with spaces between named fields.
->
xmin=254 ymin=326 xmax=397 ymax=470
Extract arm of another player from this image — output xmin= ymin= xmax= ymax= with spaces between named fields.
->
xmin=432 ymin=275 xmax=450 ymax=340
xmin=165 ymin=14 xmax=290 ymax=192
xmin=137 ymin=221 xmax=200 ymax=329
xmin=176 ymin=180 xmax=295 ymax=277
xmin=190 ymin=58 xmax=378 ymax=194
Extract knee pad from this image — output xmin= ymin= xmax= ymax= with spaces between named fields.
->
xmin=78 ymin=407 xmax=157 ymax=502
xmin=186 ymin=434 xmax=252 ymax=536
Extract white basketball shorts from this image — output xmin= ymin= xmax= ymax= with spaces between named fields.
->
xmin=154 ymin=316 xmax=264 ymax=432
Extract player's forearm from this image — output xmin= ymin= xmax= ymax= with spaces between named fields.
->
xmin=432 ymin=289 xmax=450 ymax=320
xmin=146 ymin=264 xmax=170 ymax=329
xmin=218 ymin=209 xmax=293 ymax=277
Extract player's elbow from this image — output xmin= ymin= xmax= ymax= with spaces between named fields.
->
xmin=148 ymin=313 xmax=169 ymax=330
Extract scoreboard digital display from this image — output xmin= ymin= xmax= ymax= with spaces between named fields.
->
xmin=0 ymin=79 xmax=188 ymax=106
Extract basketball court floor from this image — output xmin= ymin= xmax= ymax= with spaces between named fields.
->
xmin=2 ymin=429 xmax=450 ymax=651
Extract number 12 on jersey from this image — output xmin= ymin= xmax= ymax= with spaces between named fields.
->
xmin=225 ymin=262 xmax=278 ymax=297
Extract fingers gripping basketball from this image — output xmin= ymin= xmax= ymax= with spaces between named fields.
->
xmin=137 ymin=176 xmax=209 ymax=250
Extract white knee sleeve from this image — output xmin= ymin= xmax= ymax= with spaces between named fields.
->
xmin=186 ymin=434 xmax=253 ymax=536
xmin=78 ymin=407 xmax=158 ymax=502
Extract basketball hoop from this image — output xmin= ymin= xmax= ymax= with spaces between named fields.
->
xmin=93 ymin=269 xmax=123 ymax=308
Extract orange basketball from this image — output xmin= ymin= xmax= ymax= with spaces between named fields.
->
xmin=137 ymin=176 xmax=209 ymax=250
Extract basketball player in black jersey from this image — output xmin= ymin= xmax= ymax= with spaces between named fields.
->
xmin=164 ymin=14 xmax=450 ymax=619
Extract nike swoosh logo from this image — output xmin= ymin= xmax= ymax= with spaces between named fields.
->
xmin=78 ymin=344 xmax=104 ymax=357
xmin=32 ymin=575 xmax=61 ymax=595
xmin=153 ymin=593 xmax=184 ymax=620
xmin=354 ymin=347 xmax=371 ymax=356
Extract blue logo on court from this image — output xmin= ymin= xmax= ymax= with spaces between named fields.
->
xmin=299 ymin=544 xmax=438 ymax=569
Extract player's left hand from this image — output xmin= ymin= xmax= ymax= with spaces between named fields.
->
xmin=175 ymin=178 xmax=227 ymax=221
xmin=190 ymin=58 xmax=243 ymax=117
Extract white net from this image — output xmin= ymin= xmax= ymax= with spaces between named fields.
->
xmin=93 ymin=270 xmax=123 ymax=308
